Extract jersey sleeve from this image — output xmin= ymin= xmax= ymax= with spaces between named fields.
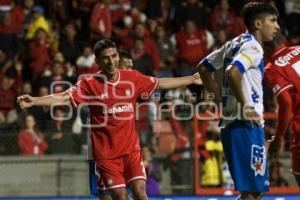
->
xmin=200 ymin=42 xmax=228 ymax=72
xmin=264 ymin=64 xmax=293 ymax=97
xmin=66 ymin=79 xmax=91 ymax=107
xmin=133 ymin=70 xmax=159 ymax=99
xmin=231 ymin=41 xmax=263 ymax=74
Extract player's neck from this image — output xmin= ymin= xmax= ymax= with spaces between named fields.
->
xmin=105 ymin=71 xmax=119 ymax=82
xmin=252 ymin=32 xmax=263 ymax=46
xmin=111 ymin=74 xmax=118 ymax=82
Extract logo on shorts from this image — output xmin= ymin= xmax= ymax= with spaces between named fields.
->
xmin=264 ymin=180 xmax=269 ymax=186
xmin=251 ymin=145 xmax=266 ymax=176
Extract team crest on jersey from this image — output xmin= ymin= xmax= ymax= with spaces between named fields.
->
xmin=98 ymin=93 xmax=109 ymax=99
xmin=125 ymin=89 xmax=131 ymax=97
xmin=251 ymin=144 xmax=266 ymax=176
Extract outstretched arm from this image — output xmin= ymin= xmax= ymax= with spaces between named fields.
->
xmin=17 ymin=92 xmax=71 ymax=109
xmin=157 ymin=73 xmax=201 ymax=90
xmin=197 ymin=63 xmax=221 ymax=103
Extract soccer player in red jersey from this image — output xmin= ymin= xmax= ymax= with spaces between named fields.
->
xmin=264 ymin=32 xmax=300 ymax=186
xmin=17 ymin=39 xmax=201 ymax=200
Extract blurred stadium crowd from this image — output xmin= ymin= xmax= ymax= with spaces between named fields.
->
xmin=0 ymin=0 xmax=299 ymax=194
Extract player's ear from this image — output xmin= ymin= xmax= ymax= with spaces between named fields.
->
xmin=94 ymin=57 xmax=100 ymax=65
xmin=254 ymin=19 xmax=262 ymax=30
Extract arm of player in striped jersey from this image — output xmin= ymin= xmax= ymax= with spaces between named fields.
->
xmin=197 ymin=63 xmax=221 ymax=104
xmin=225 ymin=64 xmax=261 ymax=126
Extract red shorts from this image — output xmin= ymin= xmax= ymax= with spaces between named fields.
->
xmin=291 ymin=121 xmax=300 ymax=174
xmin=94 ymin=150 xmax=146 ymax=191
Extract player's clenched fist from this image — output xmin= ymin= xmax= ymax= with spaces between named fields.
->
xmin=17 ymin=95 xmax=34 ymax=109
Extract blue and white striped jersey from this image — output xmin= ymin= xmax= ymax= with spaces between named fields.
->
xmin=201 ymin=33 xmax=264 ymax=125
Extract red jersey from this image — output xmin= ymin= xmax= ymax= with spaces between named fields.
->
xmin=89 ymin=2 xmax=112 ymax=39
xmin=18 ymin=129 xmax=48 ymax=156
xmin=264 ymin=45 xmax=300 ymax=117
xmin=66 ymin=70 xmax=159 ymax=160
xmin=175 ymin=30 xmax=208 ymax=66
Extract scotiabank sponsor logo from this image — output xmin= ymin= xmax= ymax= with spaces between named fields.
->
xmin=274 ymin=47 xmax=300 ymax=67
xmin=102 ymin=103 xmax=133 ymax=114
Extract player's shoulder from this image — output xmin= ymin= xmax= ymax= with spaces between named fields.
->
xmin=89 ymin=72 xmax=105 ymax=81
xmin=288 ymin=45 xmax=300 ymax=51
xmin=227 ymin=33 xmax=262 ymax=54
xmin=285 ymin=45 xmax=300 ymax=58
xmin=229 ymin=33 xmax=251 ymax=45
xmin=119 ymin=69 xmax=142 ymax=81
xmin=271 ymin=46 xmax=300 ymax=67
xmin=119 ymin=69 xmax=138 ymax=76
xmin=264 ymin=62 xmax=282 ymax=82
xmin=77 ymin=74 xmax=96 ymax=83
xmin=76 ymin=72 xmax=106 ymax=87
xmin=240 ymin=37 xmax=263 ymax=55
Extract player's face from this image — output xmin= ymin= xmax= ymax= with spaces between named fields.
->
xmin=260 ymin=14 xmax=280 ymax=42
xmin=95 ymin=47 xmax=120 ymax=77
xmin=25 ymin=115 xmax=35 ymax=128
xmin=119 ymin=58 xmax=133 ymax=70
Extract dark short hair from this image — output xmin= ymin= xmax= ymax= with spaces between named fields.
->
xmin=119 ymin=49 xmax=132 ymax=60
xmin=243 ymin=2 xmax=278 ymax=28
xmin=93 ymin=39 xmax=116 ymax=57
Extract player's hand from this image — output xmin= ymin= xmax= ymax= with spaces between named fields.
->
xmin=17 ymin=95 xmax=35 ymax=109
xmin=243 ymin=105 xmax=261 ymax=126
xmin=268 ymin=137 xmax=284 ymax=160
xmin=193 ymin=73 xmax=203 ymax=85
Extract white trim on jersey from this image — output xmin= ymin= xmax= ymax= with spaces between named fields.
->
xmin=230 ymin=40 xmax=263 ymax=74
xmin=98 ymin=184 xmax=127 ymax=190
xmin=127 ymin=176 xmax=147 ymax=185
xmin=94 ymin=163 xmax=100 ymax=178
xmin=66 ymin=90 xmax=78 ymax=107
xmin=276 ymin=84 xmax=293 ymax=97
xmin=149 ymin=78 xmax=159 ymax=97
